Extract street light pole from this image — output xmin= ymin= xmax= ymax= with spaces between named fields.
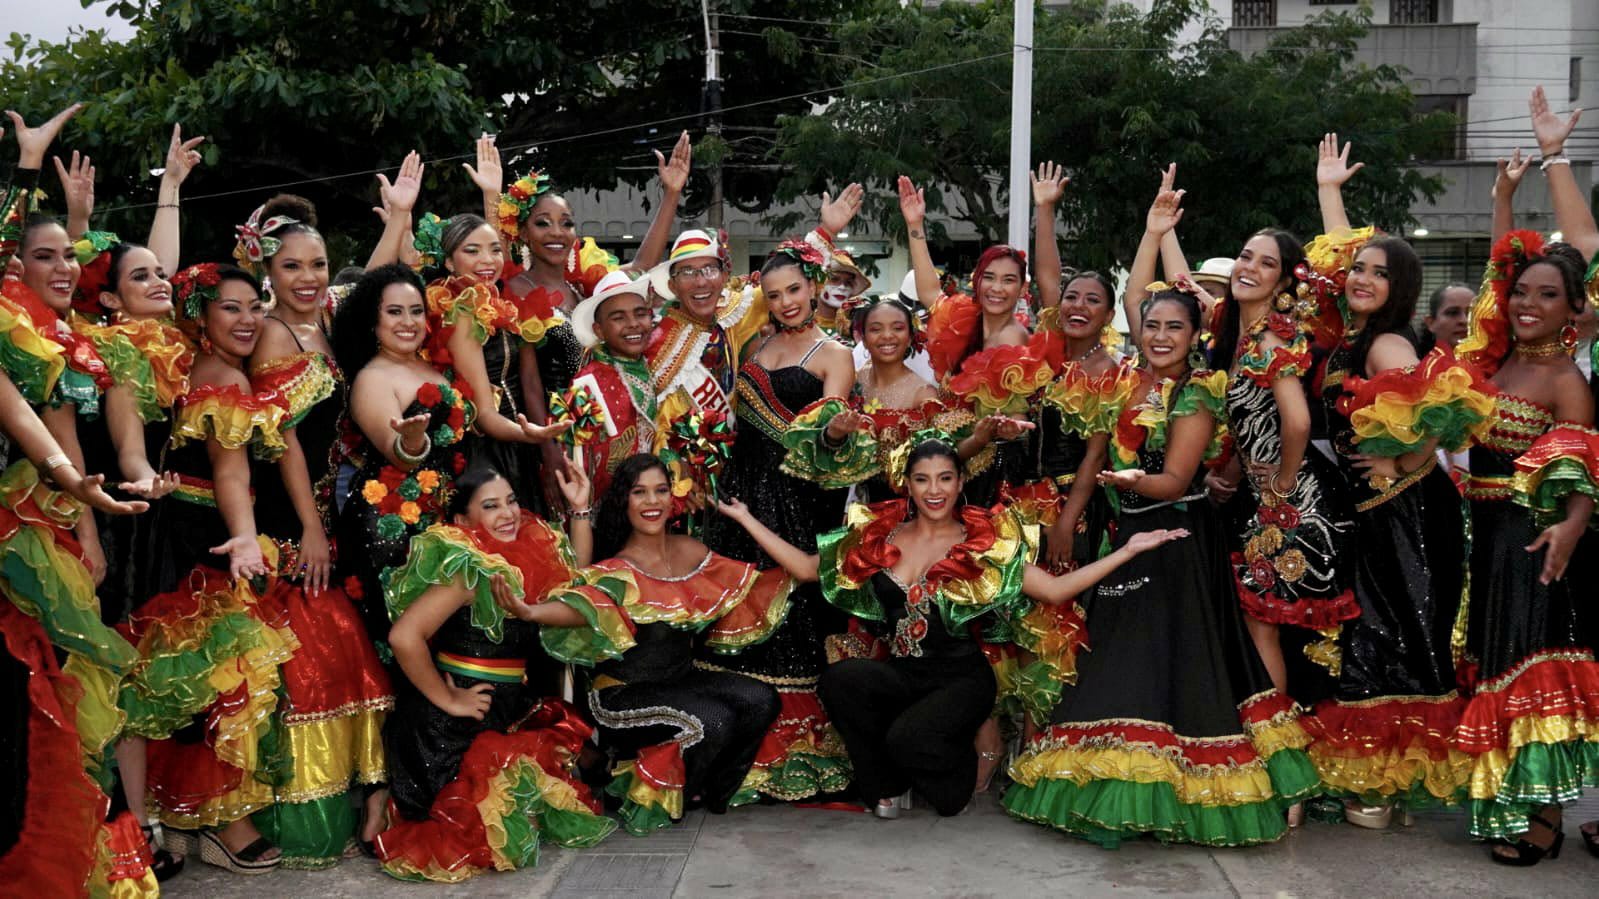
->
xmin=1007 ymin=0 xmax=1033 ymax=250
xmin=701 ymin=0 xmax=724 ymax=229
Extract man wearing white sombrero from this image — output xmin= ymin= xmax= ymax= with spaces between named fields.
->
xmin=645 ymin=185 xmax=863 ymax=424
xmin=567 ymin=270 xmax=660 ymax=495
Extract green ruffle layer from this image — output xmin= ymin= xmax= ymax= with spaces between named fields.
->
xmin=779 ymin=398 xmax=880 ymax=489
xmin=253 ymin=792 xmax=356 ymax=870
xmin=91 ymin=329 xmax=165 ymax=422
xmin=0 ymin=524 xmax=136 ymax=674
xmin=1002 ymin=750 xmax=1320 ymax=849
xmin=540 ymin=570 xmax=639 ymax=667
xmin=604 ymin=770 xmax=678 ymax=837
xmin=1467 ymin=740 xmax=1599 ymax=839
xmin=817 ymin=525 xmax=1031 ymax=640
xmin=384 ymin=528 xmax=516 ymax=642
xmin=751 ymin=750 xmax=853 ymax=803
xmin=1515 ymin=457 xmax=1599 ymax=523
xmin=53 ymin=366 xmax=101 ymax=417
xmin=119 ymin=608 xmax=283 ymax=739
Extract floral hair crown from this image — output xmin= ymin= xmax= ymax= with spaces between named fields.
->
xmin=233 ymin=204 xmax=307 ymax=273
xmin=1458 ymin=229 xmax=1546 ymax=376
xmin=884 ymin=426 xmax=959 ymax=492
xmin=496 ymin=169 xmax=553 ymax=243
xmin=171 ymin=263 xmax=223 ymax=333
xmin=70 ymin=230 xmax=121 ymax=318
xmin=412 ymin=212 xmax=447 ymax=271
xmin=769 ymin=238 xmax=829 ymax=284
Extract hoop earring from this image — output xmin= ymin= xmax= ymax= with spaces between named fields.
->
xmin=904 ymin=496 xmax=916 ymax=520
xmin=1188 ymin=345 xmax=1207 ymax=370
xmin=1560 ymin=321 xmax=1580 ymax=350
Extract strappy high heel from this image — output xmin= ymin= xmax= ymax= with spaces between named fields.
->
xmin=975 ymin=750 xmax=1003 ymax=794
xmin=1491 ymin=810 xmax=1564 ymax=867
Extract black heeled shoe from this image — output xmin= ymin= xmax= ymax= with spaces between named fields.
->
xmin=1579 ymin=821 xmax=1599 ymax=858
xmin=142 ymin=823 xmax=186 ymax=882
xmin=1490 ymin=811 xmax=1564 ymax=867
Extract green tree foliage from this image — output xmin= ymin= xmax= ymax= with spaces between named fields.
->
xmin=771 ymin=0 xmax=1453 ymax=271
xmin=0 ymin=0 xmax=860 ymax=262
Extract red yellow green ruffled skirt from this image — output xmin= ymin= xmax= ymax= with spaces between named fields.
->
xmin=376 ymin=703 xmax=614 ymax=883
xmin=120 ymin=566 xmax=299 ymax=829
xmin=1303 ymin=693 xmax=1471 ymax=808
xmin=730 ymin=687 xmax=852 ymax=803
xmin=1003 ymin=691 xmax=1319 ymax=848
xmin=0 ymin=600 xmax=108 ymax=895
xmin=1454 ymin=650 xmax=1599 ymax=839
xmin=251 ymin=576 xmax=393 ymax=868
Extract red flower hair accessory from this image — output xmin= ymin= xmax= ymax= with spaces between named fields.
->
xmin=1458 ymin=229 xmax=1547 ymax=376
xmin=171 ymin=263 xmax=223 ymax=334
xmin=768 ymin=238 xmax=829 ymax=284
xmin=496 ymin=169 xmax=553 ymax=243
xmin=70 ymin=231 xmax=121 ymax=319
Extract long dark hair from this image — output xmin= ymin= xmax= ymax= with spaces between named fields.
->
xmin=1210 ymin=228 xmax=1305 ymax=371
xmin=447 ymin=465 xmax=510 ymax=520
xmin=1345 ymin=236 xmax=1423 ymax=364
xmin=593 ymin=453 xmax=671 ymax=562
xmin=331 ymin=263 xmax=427 ymax=378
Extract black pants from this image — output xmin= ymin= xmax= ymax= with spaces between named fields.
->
xmin=590 ymin=669 xmax=778 ymax=811
xmin=818 ymin=654 xmax=996 ymax=816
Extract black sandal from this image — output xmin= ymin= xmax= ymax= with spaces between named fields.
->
xmin=141 ymin=823 xmax=186 ymax=882
xmin=1490 ymin=809 xmax=1564 ymax=867
xmin=1579 ymin=820 xmax=1599 ymax=858
xmin=198 ymin=830 xmax=280 ymax=875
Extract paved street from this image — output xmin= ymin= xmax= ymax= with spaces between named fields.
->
xmin=162 ymin=792 xmax=1599 ymax=897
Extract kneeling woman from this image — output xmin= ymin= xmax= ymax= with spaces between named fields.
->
xmin=1004 ymin=287 xmax=1320 ymax=848
xmin=718 ymin=438 xmax=1184 ymax=817
xmin=375 ymin=464 xmax=619 ymax=882
xmin=533 ymin=454 xmax=793 ymax=834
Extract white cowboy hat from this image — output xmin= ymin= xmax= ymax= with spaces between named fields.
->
xmin=1191 ymin=256 xmax=1234 ymax=286
xmin=572 ymin=270 xmax=651 ymax=348
xmin=647 ymin=229 xmax=724 ymax=301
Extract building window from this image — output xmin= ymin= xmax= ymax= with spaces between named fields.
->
xmin=1390 ymin=0 xmax=1439 ymax=24
xmin=1573 ymin=58 xmax=1583 ymax=104
xmin=1413 ymin=94 xmax=1467 ymax=161
xmin=1233 ymin=0 xmax=1275 ymax=27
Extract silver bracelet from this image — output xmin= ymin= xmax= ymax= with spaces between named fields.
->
xmin=393 ymin=433 xmax=431 ymax=465
xmin=1540 ymin=155 xmax=1571 ymax=172
xmin=568 ymin=507 xmax=593 ymax=522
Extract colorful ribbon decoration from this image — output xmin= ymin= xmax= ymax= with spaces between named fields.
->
xmin=663 ymin=409 xmax=736 ymax=500
xmin=548 ymin=384 xmax=608 ymax=447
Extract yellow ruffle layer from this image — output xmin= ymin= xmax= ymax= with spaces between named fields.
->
xmin=1467 ymin=714 xmax=1599 ymax=801
xmin=275 ymin=705 xmax=390 ymax=804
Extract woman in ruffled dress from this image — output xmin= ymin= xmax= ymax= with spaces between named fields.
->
xmin=224 ymin=193 xmax=401 ymax=866
xmin=720 ymin=436 xmax=1183 ymax=818
xmin=1298 ymin=136 xmax=1487 ymax=829
xmin=536 ymin=453 xmax=792 ymax=832
xmin=697 ymin=242 xmax=866 ymax=802
xmin=1452 ymin=227 xmax=1599 ymax=864
xmin=374 ymin=464 xmax=618 ymax=881
xmin=1004 ymin=287 xmax=1319 ymax=847
xmin=116 ymin=264 xmax=299 ymax=874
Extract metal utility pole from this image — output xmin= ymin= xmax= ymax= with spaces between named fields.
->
xmin=701 ymin=0 xmax=724 ymax=229
xmin=1007 ymin=0 xmax=1033 ymax=250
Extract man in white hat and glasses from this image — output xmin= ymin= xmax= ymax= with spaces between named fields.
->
xmin=644 ymin=185 xmax=864 ymax=425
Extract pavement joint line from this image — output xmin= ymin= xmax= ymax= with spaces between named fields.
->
xmin=1204 ymin=845 xmax=1243 ymax=899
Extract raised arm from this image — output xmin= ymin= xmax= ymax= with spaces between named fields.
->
xmin=714 ymin=498 xmax=819 ymax=582
xmin=1124 ymin=165 xmax=1183 ymax=335
xmin=897 ymin=176 xmax=942 ymax=310
xmin=52 ymin=150 xmax=94 ymax=240
xmin=1315 ymin=132 xmax=1362 ymax=233
xmin=463 ymin=133 xmax=503 ymax=228
xmin=1530 ymin=85 xmax=1597 ymax=258
xmin=1030 ymin=162 xmax=1068 ymax=309
xmin=365 ymin=151 xmax=423 ymax=270
xmin=146 ymin=124 xmax=205 ymax=274
xmin=1023 ymin=526 xmax=1188 ymax=604
xmin=1491 ymin=149 xmax=1530 ymax=243
xmin=624 ymin=130 xmax=692 ymax=273
xmin=3 ymin=103 xmax=80 ymax=269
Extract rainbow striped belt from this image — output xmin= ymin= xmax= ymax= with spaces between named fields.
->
xmin=435 ymin=651 xmax=525 ymax=684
